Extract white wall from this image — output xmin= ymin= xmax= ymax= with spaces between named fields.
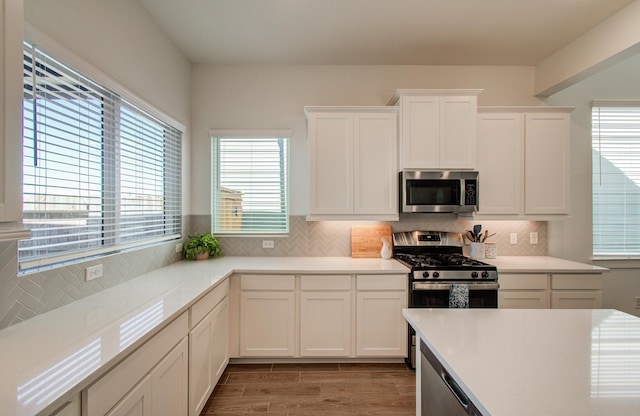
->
xmin=546 ymin=52 xmax=640 ymax=316
xmin=191 ymin=64 xmax=540 ymax=215
xmin=24 ymin=0 xmax=192 ymax=213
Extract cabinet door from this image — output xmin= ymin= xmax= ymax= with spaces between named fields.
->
xmin=499 ymin=291 xmax=549 ymax=309
xmin=189 ymin=297 xmax=229 ymax=416
xmin=476 ymin=112 xmax=524 ymax=215
xmin=551 ymin=291 xmax=602 ymax=309
xmin=300 ymin=291 xmax=351 ymax=357
xmin=105 ymin=377 xmax=152 ymax=416
xmin=308 ymin=112 xmax=353 ymax=214
xmin=524 ymin=112 xmax=570 ymax=214
xmin=354 ymin=112 xmax=398 ymax=215
xmin=400 ymin=96 xmax=440 ymax=169
xmin=211 ymin=298 xmax=230 ymax=383
xmin=356 ymin=291 xmax=407 ymax=356
xmin=189 ymin=310 xmax=215 ymax=416
xmin=152 ymin=338 xmax=188 ymax=416
xmin=439 ymin=96 xmax=478 ymax=169
xmin=240 ymin=291 xmax=295 ymax=356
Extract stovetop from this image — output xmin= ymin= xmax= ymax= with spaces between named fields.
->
xmin=393 ymin=230 xmax=498 ymax=281
xmin=395 ymin=253 xmax=492 ymax=269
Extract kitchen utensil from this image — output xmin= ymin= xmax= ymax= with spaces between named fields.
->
xmin=473 ymin=224 xmax=482 ymax=236
xmin=465 ymin=231 xmax=476 ymax=242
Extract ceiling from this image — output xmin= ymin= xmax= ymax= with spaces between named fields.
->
xmin=138 ymin=0 xmax=637 ymax=66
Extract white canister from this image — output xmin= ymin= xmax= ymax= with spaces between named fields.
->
xmin=485 ymin=242 xmax=497 ymax=259
xmin=469 ymin=242 xmax=485 ymax=260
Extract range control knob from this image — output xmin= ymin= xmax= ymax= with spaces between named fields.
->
xmin=433 ymin=272 xmax=440 ymax=278
xmin=481 ymin=271 xmax=490 ymax=278
xmin=422 ymin=271 xmax=430 ymax=278
xmin=471 ymin=271 xmax=479 ymax=278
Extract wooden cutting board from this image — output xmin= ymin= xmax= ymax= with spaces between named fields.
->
xmin=351 ymin=225 xmax=393 ymax=258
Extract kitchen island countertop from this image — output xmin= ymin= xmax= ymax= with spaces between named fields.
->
xmin=404 ymin=308 xmax=640 ymax=416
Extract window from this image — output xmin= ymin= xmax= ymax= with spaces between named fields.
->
xmin=211 ymin=130 xmax=290 ymax=235
xmin=592 ymin=101 xmax=640 ymax=257
xmin=19 ymin=42 xmax=182 ymax=271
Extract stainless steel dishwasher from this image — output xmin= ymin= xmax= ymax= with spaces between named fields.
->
xmin=420 ymin=339 xmax=483 ymax=416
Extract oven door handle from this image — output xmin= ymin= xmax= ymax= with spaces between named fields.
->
xmin=412 ymin=282 xmax=500 ymax=291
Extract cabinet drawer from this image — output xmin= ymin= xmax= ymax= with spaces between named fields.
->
xmin=240 ymin=274 xmax=295 ymax=291
xmin=190 ymin=279 xmax=229 ymax=328
xmin=84 ymin=312 xmax=188 ymax=416
xmin=301 ymin=275 xmax=351 ymax=291
xmin=551 ymin=274 xmax=602 ymax=290
xmin=356 ymin=274 xmax=407 ymax=291
xmin=551 ymin=291 xmax=603 ymax=309
xmin=499 ymin=274 xmax=548 ymax=290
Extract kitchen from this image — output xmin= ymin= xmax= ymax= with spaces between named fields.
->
xmin=2 ymin=0 xmax=640 ymax=415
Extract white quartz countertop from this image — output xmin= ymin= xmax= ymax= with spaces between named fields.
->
xmin=0 ymin=256 xmax=408 ymax=416
xmin=486 ymin=256 xmax=608 ymax=273
xmin=404 ymin=308 xmax=640 ymax=416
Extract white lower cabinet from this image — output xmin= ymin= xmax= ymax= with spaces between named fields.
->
xmin=84 ymin=313 xmax=189 ymax=416
xmin=105 ymin=375 xmax=152 ymax=416
xmin=106 ymin=338 xmax=188 ymax=416
xmin=189 ymin=297 xmax=229 ymax=416
xmin=551 ymin=274 xmax=603 ymax=309
xmin=499 ymin=291 xmax=549 ymax=309
xmin=50 ymin=394 xmax=81 ymax=416
xmin=499 ymin=273 xmax=603 ymax=309
xmin=236 ymin=273 xmax=408 ymax=358
xmin=498 ymin=274 xmax=549 ymax=309
xmin=356 ymin=275 xmax=407 ymax=357
xmin=300 ymin=275 xmax=351 ymax=357
xmin=240 ymin=275 xmax=296 ymax=357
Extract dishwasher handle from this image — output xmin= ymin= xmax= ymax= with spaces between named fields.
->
xmin=441 ymin=369 xmax=470 ymax=411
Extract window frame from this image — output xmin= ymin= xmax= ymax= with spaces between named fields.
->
xmin=591 ymin=99 xmax=640 ymax=259
xmin=210 ymin=129 xmax=291 ymax=237
xmin=19 ymin=36 xmax=184 ymax=273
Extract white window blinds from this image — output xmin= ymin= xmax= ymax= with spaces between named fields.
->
xmin=592 ymin=102 xmax=640 ymax=257
xmin=211 ymin=132 xmax=289 ymax=235
xmin=19 ymin=42 xmax=182 ymax=271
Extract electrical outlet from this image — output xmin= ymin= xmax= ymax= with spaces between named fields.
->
xmin=175 ymin=242 xmax=183 ymax=253
xmin=262 ymin=240 xmax=274 ymax=249
xmin=85 ymin=264 xmax=103 ymax=282
xmin=510 ymin=233 xmax=518 ymax=245
xmin=635 ymin=296 xmax=640 ymax=309
xmin=530 ymin=232 xmax=538 ymax=245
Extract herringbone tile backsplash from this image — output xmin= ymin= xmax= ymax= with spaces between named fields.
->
xmin=203 ymin=214 xmax=547 ymax=257
xmin=0 ymin=214 xmax=545 ymax=329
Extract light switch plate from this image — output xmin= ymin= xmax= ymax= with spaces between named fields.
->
xmin=530 ymin=232 xmax=538 ymax=245
xmin=262 ymin=240 xmax=274 ymax=249
xmin=510 ymin=233 xmax=518 ymax=245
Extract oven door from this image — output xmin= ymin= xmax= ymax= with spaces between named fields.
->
xmin=411 ymin=282 xmax=499 ymax=308
xmin=407 ymin=281 xmax=499 ymax=368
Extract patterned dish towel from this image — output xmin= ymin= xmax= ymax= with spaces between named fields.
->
xmin=449 ymin=284 xmax=469 ymax=308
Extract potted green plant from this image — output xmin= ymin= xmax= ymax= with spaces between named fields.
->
xmin=183 ymin=233 xmax=222 ymax=260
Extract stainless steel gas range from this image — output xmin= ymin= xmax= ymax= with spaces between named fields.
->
xmin=393 ymin=230 xmax=499 ymax=368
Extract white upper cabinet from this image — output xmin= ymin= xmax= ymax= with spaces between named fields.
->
xmin=306 ymin=107 xmax=398 ymax=221
xmin=388 ymin=89 xmax=482 ymax=170
xmin=524 ymin=112 xmax=571 ymax=215
xmin=0 ymin=0 xmax=28 ymax=240
xmin=477 ymin=112 xmax=524 ymax=215
xmin=476 ymin=107 xmax=572 ymax=218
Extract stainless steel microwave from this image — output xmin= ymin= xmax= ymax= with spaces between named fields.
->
xmin=400 ymin=170 xmax=478 ymax=213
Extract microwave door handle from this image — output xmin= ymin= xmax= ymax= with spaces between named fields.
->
xmin=459 ymin=180 xmax=465 ymax=206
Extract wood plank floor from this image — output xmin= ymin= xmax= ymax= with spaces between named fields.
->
xmin=200 ymin=362 xmax=416 ymax=415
